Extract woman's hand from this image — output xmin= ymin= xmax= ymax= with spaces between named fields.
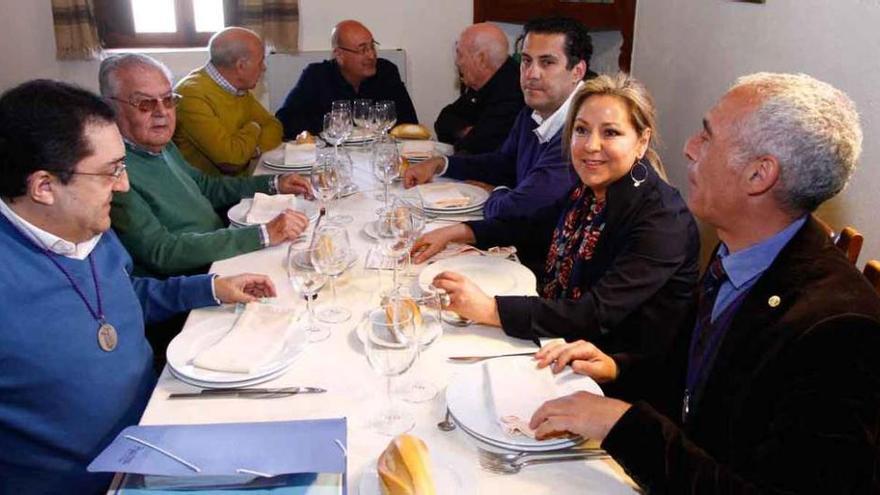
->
xmin=534 ymin=340 xmax=618 ymax=383
xmin=431 ymin=271 xmax=501 ymax=326
xmin=411 ymin=224 xmax=475 ymax=264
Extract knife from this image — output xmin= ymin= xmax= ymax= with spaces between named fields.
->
xmin=168 ymin=386 xmax=326 ymax=399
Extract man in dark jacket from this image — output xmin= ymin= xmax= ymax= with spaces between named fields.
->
xmin=434 ymin=23 xmax=524 ymax=154
xmin=529 ymin=72 xmax=880 ymax=494
xmin=275 ymin=20 xmax=418 ymax=138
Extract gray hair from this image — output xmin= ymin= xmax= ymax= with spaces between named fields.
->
xmin=98 ymin=53 xmax=172 ymax=98
xmin=730 ymin=72 xmax=862 ymax=213
xmin=209 ymin=28 xmax=259 ymax=68
xmin=470 ymin=28 xmax=508 ymax=70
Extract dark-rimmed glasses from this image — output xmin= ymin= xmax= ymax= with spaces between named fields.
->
xmin=337 ymin=40 xmax=380 ymax=56
xmin=71 ymin=163 xmax=127 ymax=181
xmin=109 ymin=94 xmax=182 ymax=113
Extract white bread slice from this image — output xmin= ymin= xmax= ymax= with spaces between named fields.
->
xmin=377 ymin=434 xmax=436 ymax=495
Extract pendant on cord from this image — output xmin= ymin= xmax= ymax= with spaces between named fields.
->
xmin=97 ymin=321 xmax=118 ymax=352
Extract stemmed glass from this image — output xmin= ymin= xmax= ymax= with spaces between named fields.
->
xmin=374 ymin=100 xmax=396 ymax=141
xmin=393 ymin=195 xmax=426 ymax=278
xmin=310 ymin=225 xmax=352 ymax=323
xmin=352 ymin=99 xmax=373 ymax=137
xmin=364 ymin=297 xmax=418 ymax=435
xmin=372 ymin=141 xmax=400 ymax=208
xmin=377 ymin=206 xmax=415 ymax=290
xmin=310 ymin=156 xmax=341 ymax=223
xmin=322 ymin=109 xmax=353 ymax=156
xmin=287 ymin=243 xmax=329 ymax=342
xmin=387 ymin=285 xmax=442 ymax=403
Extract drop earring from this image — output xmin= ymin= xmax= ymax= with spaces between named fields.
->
xmin=630 ymin=160 xmax=648 ymax=188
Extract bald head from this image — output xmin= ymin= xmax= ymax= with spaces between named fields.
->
xmin=331 ymin=20 xmax=372 ymax=49
xmin=208 ymin=27 xmax=265 ymax=90
xmin=331 ymin=20 xmax=378 ymax=89
xmin=456 ymin=23 xmax=509 ymax=91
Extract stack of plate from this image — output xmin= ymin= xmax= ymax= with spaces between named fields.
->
xmin=227 ymin=197 xmax=320 ymax=228
xmin=417 ymin=182 xmax=489 ymax=219
xmin=399 ymin=140 xmax=454 ymax=164
xmin=262 ymin=148 xmax=314 ymax=173
xmin=445 ymin=356 xmax=603 ymax=452
xmin=340 ymin=128 xmax=376 ymax=147
xmin=166 ymin=312 xmax=307 ymax=389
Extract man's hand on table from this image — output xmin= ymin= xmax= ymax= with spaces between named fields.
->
xmin=431 ymin=271 xmax=501 ymax=326
xmin=214 ymin=273 xmax=277 ymax=303
xmin=535 ymin=340 xmax=619 ymax=384
xmin=403 ymin=157 xmax=444 ymax=188
xmin=265 ymin=210 xmax=309 ymax=245
xmin=530 ymin=391 xmax=632 ymax=443
xmin=278 ymin=173 xmax=313 ymax=198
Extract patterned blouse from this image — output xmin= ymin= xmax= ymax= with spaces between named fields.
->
xmin=542 ymin=183 xmax=607 ymax=300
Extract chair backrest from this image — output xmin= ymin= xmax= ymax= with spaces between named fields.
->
xmin=835 ymin=226 xmax=864 ymax=265
xmin=864 ymin=260 xmax=880 ymax=293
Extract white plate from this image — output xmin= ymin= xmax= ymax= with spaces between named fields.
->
xmin=355 ymin=310 xmax=443 ymax=348
xmin=227 ymin=197 xmax=320 ymax=226
xmin=167 ymin=360 xmax=291 ymax=389
xmin=358 ymin=461 xmax=463 ymax=495
xmin=262 ymin=161 xmax=313 ymax=173
xmin=446 ymin=356 xmax=603 ymax=451
xmin=416 ymin=183 xmax=490 ymax=212
xmin=165 ymin=311 xmax=307 ymax=386
xmin=262 ymin=148 xmax=315 ymax=168
xmin=418 ymin=256 xmax=537 ymax=296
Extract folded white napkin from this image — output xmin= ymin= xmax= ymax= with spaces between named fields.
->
xmin=417 ymin=183 xmax=471 ymax=209
xmin=400 ymin=140 xmax=435 ymax=159
xmin=245 ymin=193 xmax=298 ymax=224
xmin=284 ymin=142 xmax=316 ymax=165
xmin=485 ymin=358 xmax=562 ymax=439
xmin=192 ymin=303 xmax=292 ymax=374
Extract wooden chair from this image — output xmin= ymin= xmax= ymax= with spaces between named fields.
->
xmin=864 ymin=260 xmax=880 ymax=293
xmin=835 ymin=226 xmax=864 ymax=265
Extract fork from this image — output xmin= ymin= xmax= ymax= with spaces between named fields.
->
xmin=447 ymin=351 xmax=537 ymax=363
xmin=477 ymin=447 xmax=609 ymax=474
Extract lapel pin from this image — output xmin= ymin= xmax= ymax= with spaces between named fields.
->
xmin=768 ymin=295 xmax=781 ymax=308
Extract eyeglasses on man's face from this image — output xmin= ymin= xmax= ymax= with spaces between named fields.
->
xmin=110 ymin=93 xmax=182 ymax=113
xmin=337 ymin=40 xmax=380 ymax=56
xmin=70 ymin=163 xmax=127 ymax=181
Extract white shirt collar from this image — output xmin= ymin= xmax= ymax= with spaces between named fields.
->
xmin=531 ymin=80 xmax=585 ymax=144
xmin=205 ymin=62 xmax=246 ymax=96
xmin=0 ymin=198 xmax=101 ymax=260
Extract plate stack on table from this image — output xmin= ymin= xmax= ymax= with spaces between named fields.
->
xmin=398 ymin=140 xmax=454 ymax=164
xmin=227 ymin=195 xmax=320 ymax=228
xmin=446 ymin=356 xmax=604 ymax=452
xmin=165 ymin=305 xmax=308 ymax=389
xmin=262 ymin=143 xmax=317 ymax=173
xmin=340 ymin=128 xmax=377 ymax=147
xmin=415 ymin=182 xmax=488 ymax=220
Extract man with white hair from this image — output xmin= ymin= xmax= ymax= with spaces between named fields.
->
xmin=528 ymin=73 xmax=880 ymax=493
xmin=435 ymin=22 xmax=523 ymax=154
xmin=101 ymin=53 xmax=310 ymax=278
xmin=275 ymin=19 xmax=418 ymax=138
xmin=174 ymin=26 xmax=283 ymax=176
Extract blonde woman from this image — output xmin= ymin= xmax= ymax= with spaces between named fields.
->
xmin=413 ymin=73 xmax=699 ymax=365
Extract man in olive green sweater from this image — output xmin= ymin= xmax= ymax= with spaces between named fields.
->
xmin=101 ymin=53 xmax=310 ymax=277
xmin=174 ymin=27 xmax=283 ymax=176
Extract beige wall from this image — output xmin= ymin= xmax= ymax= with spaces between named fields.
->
xmin=632 ymin=0 xmax=880 ymax=267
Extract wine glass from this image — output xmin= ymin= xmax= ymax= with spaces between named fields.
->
xmin=287 ymin=243 xmax=329 ymax=342
xmin=331 ymin=99 xmax=352 ymax=114
xmin=330 ymin=149 xmax=356 ymax=224
xmin=364 ymin=299 xmax=418 ymax=435
xmin=377 ymin=206 xmax=415 ymax=290
xmin=374 ymin=100 xmax=396 ymax=140
xmin=322 ymin=109 xmax=353 ymax=154
xmin=371 ymin=141 xmax=400 ymax=208
xmin=310 ymin=156 xmax=340 ymax=221
xmin=352 ymin=99 xmax=372 ymax=133
xmin=310 ymin=225 xmax=352 ymax=323
xmin=393 ymin=195 xmax=426 ymax=278
xmin=386 ymin=285 xmax=442 ymax=403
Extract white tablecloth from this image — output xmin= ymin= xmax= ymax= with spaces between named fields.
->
xmin=133 ymin=147 xmax=639 ymax=494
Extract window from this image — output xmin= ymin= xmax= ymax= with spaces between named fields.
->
xmin=93 ymin=0 xmax=234 ymax=49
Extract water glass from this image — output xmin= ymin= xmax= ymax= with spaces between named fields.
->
xmin=310 ymin=225 xmax=352 ymax=323
xmin=286 ymin=244 xmax=329 ymax=342
xmin=371 ymin=141 xmax=400 ymax=208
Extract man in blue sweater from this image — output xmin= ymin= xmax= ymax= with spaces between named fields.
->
xmin=0 ymin=80 xmax=278 ymax=494
xmin=404 ymin=17 xmax=593 ymax=220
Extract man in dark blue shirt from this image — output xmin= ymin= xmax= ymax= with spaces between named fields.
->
xmin=275 ymin=20 xmax=418 ymax=138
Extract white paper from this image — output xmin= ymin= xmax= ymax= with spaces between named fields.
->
xmin=485 ymin=358 xmax=561 ymax=439
xmin=283 ymin=142 xmax=316 ymax=165
xmin=417 ymin=183 xmax=471 ymax=208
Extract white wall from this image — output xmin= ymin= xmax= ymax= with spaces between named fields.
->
xmin=632 ymin=0 xmax=880 ymax=267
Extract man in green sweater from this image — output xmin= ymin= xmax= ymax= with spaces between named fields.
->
xmin=174 ymin=27 xmax=283 ymax=176
xmin=101 ymin=53 xmax=311 ymax=277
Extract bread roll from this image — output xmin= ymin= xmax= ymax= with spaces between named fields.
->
xmin=295 ymin=130 xmax=316 ymax=144
xmin=377 ymin=434 xmax=436 ymax=495
xmin=390 ymin=124 xmax=431 ymax=140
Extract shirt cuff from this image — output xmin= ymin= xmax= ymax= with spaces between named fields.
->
xmin=209 ymin=273 xmax=222 ymax=305
xmin=492 ymin=185 xmax=511 ymax=193
xmin=436 ymin=156 xmax=450 ymax=176
xmin=259 ymin=224 xmax=270 ymax=247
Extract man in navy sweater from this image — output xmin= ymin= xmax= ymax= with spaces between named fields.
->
xmin=404 ymin=17 xmax=593 ymax=220
xmin=0 ymin=80 xmax=277 ymax=494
